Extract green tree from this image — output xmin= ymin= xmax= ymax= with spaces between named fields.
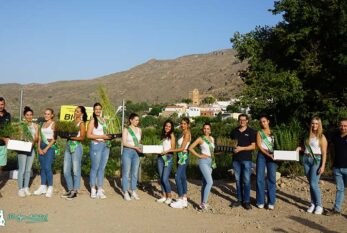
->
xmin=181 ymin=98 xmax=192 ymax=104
xmin=231 ymin=0 xmax=347 ymax=123
xmin=202 ymin=96 xmax=216 ymax=105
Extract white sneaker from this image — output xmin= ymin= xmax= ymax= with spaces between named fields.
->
xmin=268 ymin=204 xmax=275 ymax=210
xmin=314 ymin=206 xmax=323 ymax=215
xmin=45 ymin=186 xmax=53 ymax=198
xmin=170 ymin=199 xmax=185 ymax=209
xmin=182 ymin=198 xmax=188 ymax=208
xmin=307 ymin=204 xmax=315 ymax=213
xmin=23 ymin=188 xmax=31 ymax=196
xmin=156 ymin=197 xmax=167 ymax=203
xmin=18 ymin=189 xmax=26 ymax=197
xmin=34 ymin=185 xmax=47 ymax=195
xmin=131 ymin=191 xmax=140 ymax=200
xmin=123 ymin=192 xmax=131 ymax=201
xmin=90 ymin=188 xmax=97 ymax=199
xmin=97 ymin=189 xmax=107 ymax=199
xmin=257 ymin=204 xmax=264 ymax=209
xmin=165 ymin=198 xmax=172 ymax=204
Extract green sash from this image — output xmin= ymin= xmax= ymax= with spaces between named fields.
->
xmin=97 ymin=118 xmax=111 ymax=148
xmin=160 ymin=139 xmax=171 ymax=167
xmin=127 ymin=127 xmax=140 ymax=147
xmin=177 ymin=151 xmax=188 ymax=165
xmin=68 ymin=140 xmax=81 ymax=153
xmin=39 ymin=123 xmax=60 ymax=156
xmin=0 ymin=146 xmax=7 ymax=166
xmin=305 ymin=140 xmax=321 ymax=165
xmin=201 ymin=136 xmax=217 ymax=169
xmin=259 ymin=130 xmax=274 ymax=153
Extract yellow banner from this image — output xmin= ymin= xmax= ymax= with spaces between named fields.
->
xmin=60 ymin=105 xmax=93 ymax=121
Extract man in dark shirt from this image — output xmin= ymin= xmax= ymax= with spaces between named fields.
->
xmin=0 ymin=97 xmax=11 ymax=198
xmin=327 ymin=118 xmax=347 ymax=215
xmin=230 ymin=113 xmax=256 ymax=210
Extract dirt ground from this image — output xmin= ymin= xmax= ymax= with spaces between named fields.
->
xmin=0 ymin=173 xmax=346 ymax=233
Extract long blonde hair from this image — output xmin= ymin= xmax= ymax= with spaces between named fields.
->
xmin=306 ymin=116 xmax=323 ymax=146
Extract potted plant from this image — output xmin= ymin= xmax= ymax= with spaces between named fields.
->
xmin=55 ymin=121 xmax=79 ymax=139
xmin=215 ymin=137 xmax=238 ymax=153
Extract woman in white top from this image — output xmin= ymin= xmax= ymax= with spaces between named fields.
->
xmin=62 ymin=106 xmax=87 ymax=200
xmin=189 ymin=122 xmax=215 ymax=211
xmin=34 ymin=108 xmax=56 ymax=197
xmin=256 ymin=115 xmax=277 ymax=210
xmin=297 ymin=116 xmax=327 ymax=215
xmin=156 ymin=119 xmax=175 ymax=204
xmin=17 ymin=106 xmax=39 ymax=197
xmin=164 ymin=117 xmax=191 ymax=209
xmin=87 ymin=103 xmax=112 ymax=199
xmin=121 ymin=113 xmax=142 ymax=201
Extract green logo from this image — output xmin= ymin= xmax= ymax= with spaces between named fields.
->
xmin=7 ymin=213 xmax=48 ymax=223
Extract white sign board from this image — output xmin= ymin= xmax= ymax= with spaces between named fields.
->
xmin=142 ymin=145 xmax=164 ymax=154
xmin=274 ymin=150 xmax=299 ymax=161
xmin=7 ymin=140 xmax=32 ymax=152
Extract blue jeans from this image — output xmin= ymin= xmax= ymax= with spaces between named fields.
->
xmin=303 ymin=156 xmax=322 ymax=207
xmin=175 ymin=158 xmax=189 ymax=197
xmin=63 ymin=143 xmax=83 ymax=191
xmin=333 ymin=168 xmax=347 ymax=211
xmin=157 ymin=155 xmax=173 ymax=194
xmin=256 ymin=152 xmax=277 ymax=206
xmin=39 ymin=142 xmax=55 ymax=186
xmin=121 ymin=148 xmax=140 ymax=192
xmin=89 ymin=142 xmax=110 ymax=188
xmin=199 ymin=158 xmax=213 ymax=204
xmin=233 ymin=160 xmax=252 ymax=203
xmin=17 ymin=150 xmax=35 ymax=189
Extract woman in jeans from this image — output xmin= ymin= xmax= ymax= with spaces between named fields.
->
xmin=87 ymin=103 xmax=111 ymax=199
xmin=61 ymin=106 xmax=87 ymax=200
xmin=189 ymin=122 xmax=215 ymax=211
xmin=121 ymin=113 xmax=142 ymax=201
xmin=256 ymin=115 xmax=277 ymax=210
xmin=164 ymin=117 xmax=191 ymax=209
xmin=156 ymin=120 xmax=175 ymax=204
xmin=297 ymin=116 xmax=327 ymax=215
xmin=34 ymin=108 xmax=56 ymax=197
xmin=17 ymin=106 xmax=38 ymax=197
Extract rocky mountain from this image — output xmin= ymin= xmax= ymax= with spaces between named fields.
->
xmin=0 ymin=49 xmax=247 ymax=117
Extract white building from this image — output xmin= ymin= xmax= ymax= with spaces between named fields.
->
xmin=187 ymin=106 xmax=201 ymax=118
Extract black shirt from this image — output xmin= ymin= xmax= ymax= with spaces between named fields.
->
xmin=0 ymin=111 xmax=11 ymax=146
xmin=332 ymin=132 xmax=347 ymax=168
xmin=230 ymin=126 xmax=256 ymax=161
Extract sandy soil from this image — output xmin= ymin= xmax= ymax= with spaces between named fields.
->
xmin=0 ymin=173 xmax=346 ymax=233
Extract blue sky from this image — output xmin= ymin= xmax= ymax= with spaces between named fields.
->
xmin=0 ymin=0 xmax=282 ymax=84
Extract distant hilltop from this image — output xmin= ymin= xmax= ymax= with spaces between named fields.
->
xmin=0 ymin=49 xmax=247 ymax=117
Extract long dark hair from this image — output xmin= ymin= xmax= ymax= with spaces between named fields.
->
xmin=93 ymin=103 xmax=102 ymax=129
xmin=161 ymin=119 xmax=174 ymax=140
xmin=78 ymin=106 xmax=88 ymax=122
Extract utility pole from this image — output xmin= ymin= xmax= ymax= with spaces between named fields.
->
xmin=19 ymin=89 xmax=23 ymax=121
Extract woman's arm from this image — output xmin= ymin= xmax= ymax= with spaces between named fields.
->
xmin=256 ymin=132 xmax=272 ymax=158
xmin=170 ymin=133 xmax=176 ymax=150
xmin=70 ymin=122 xmax=86 ymax=141
xmin=189 ymin=137 xmax=208 ymax=159
xmin=122 ymin=128 xmax=141 ymax=152
xmin=318 ymin=135 xmax=328 ymax=175
xmin=87 ymin=119 xmax=109 ymax=140
xmin=42 ymin=123 xmax=56 ymax=154
xmin=166 ymin=132 xmax=190 ymax=153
